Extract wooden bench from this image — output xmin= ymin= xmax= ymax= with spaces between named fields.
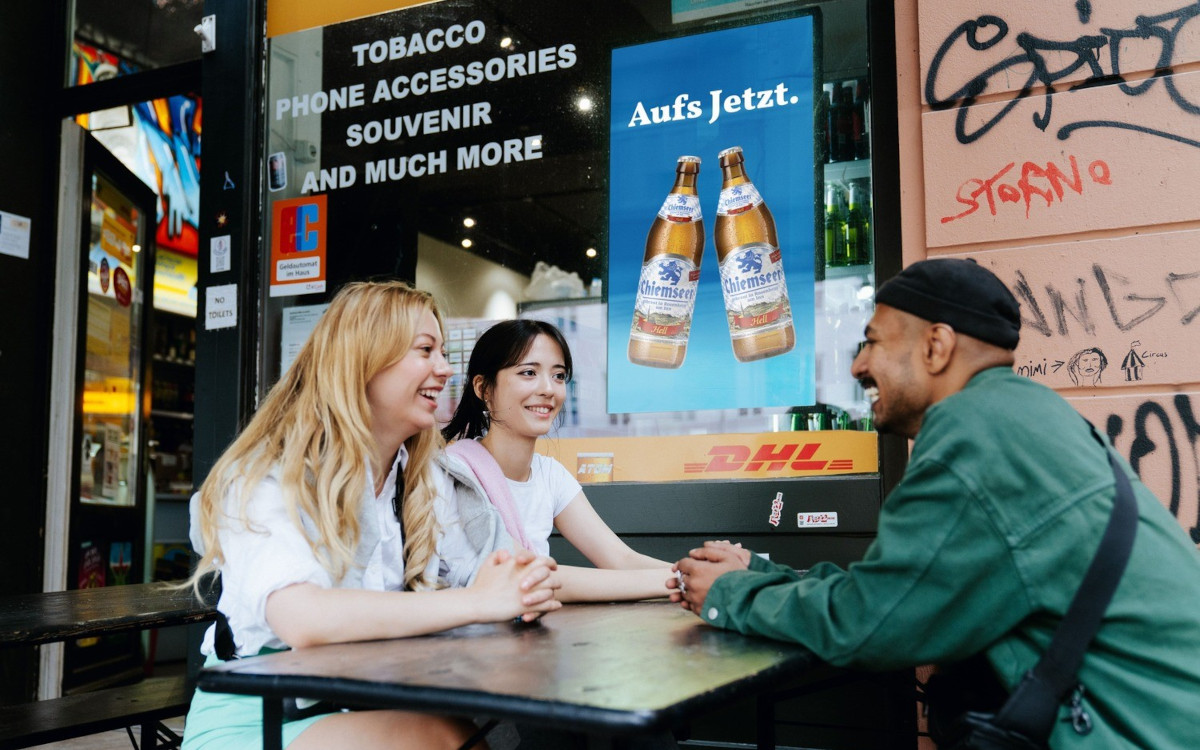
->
xmin=0 ymin=582 xmax=217 ymax=750
xmin=0 ymin=676 xmax=189 ymax=749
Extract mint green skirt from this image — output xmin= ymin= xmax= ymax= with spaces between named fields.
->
xmin=181 ymin=651 xmax=334 ymax=750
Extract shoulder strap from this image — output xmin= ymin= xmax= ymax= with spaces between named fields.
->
xmin=446 ymin=440 xmax=533 ymax=551
xmin=994 ymin=421 xmax=1138 ymax=739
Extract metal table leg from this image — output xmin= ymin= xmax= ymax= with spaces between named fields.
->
xmin=263 ymin=697 xmax=283 ymax=750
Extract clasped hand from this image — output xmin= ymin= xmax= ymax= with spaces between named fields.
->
xmin=667 ymin=541 xmax=751 ymax=615
xmin=472 ymin=548 xmax=563 ymax=622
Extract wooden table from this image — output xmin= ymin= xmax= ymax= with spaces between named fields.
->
xmin=198 ymin=600 xmax=818 ymax=749
xmin=0 ymin=582 xmax=217 ymax=750
xmin=0 ymin=581 xmax=217 ymax=647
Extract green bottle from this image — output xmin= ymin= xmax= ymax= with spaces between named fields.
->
xmin=823 ymin=183 xmax=847 ymax=268
xmin=845 ymin=180 xmax=870 ymax=265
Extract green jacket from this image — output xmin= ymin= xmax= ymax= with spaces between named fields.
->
xmin=704 ymin=367 xmax=1200 ymax=748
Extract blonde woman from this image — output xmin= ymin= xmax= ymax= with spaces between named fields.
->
xmin=183 ymin=281 xmax=561 ymax=750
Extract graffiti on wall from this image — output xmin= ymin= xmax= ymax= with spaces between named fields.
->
xmin=917 ymin=1 xmax=1200 ymax=247
xmin=924 ymin=4 xmax=1200 ymax=149
xmin=967 ymin=231 xmax=1200 ymax=388
xmin=1074 ymin=394 xmax=1200 ymax=541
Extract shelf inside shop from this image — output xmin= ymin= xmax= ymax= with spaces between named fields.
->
xmin=150 ymin=409 xmax=193 ymax=421
xmin=824 ymin=263 xmax=873 ymax=280
xmin=152 ymin=354 xmax=195 ymax=367
xmin=824 ymin=159 xmax=870 ymax=183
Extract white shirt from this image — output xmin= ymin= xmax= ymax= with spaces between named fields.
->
xmin=510 ymin=454 xmax=582 ymax=556
xmin=192 ymin=448 xmax=427 ymax=657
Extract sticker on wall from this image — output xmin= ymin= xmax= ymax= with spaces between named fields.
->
xmin=205 ymin=283 xmax=238 ymax=330
xmin=267 ymin=152 xmax=287 ymax=192
xmin=0 ymin=210 xmax=32 ymax=259
xmin=211 ymin=234 xmax=231 ymax=273
xmin=270 ymin=195 xmax=327 ymax=297
xmin=798 ymin=511 xmax=838 ymax=529
xmin=768 ymin=491 xmax=783 ymax=526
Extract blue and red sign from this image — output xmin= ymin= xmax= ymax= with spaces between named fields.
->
xmin=270 ymin=195 xmax=328 ymax=297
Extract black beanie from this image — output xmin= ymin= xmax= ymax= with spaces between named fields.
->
xmin=875 ymin=258 xmax=1020 ymax=349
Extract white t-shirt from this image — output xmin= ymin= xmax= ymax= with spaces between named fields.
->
xmin=193 ymin=447 xmax=452 ymax=657
xmin=509 ymin=453 xmax=582 ymax=556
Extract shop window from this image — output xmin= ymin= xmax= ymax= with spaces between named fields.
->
xmin=68 ymin=0 xmax=204 ymax=87
xmin=258 ymin=0 xmax=881 ymax=484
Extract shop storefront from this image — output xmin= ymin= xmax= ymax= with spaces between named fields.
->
xmin=2 ymin=2 xmax=907 ymax=734
xmin=248 ymin=0 xmax=903 ymax=576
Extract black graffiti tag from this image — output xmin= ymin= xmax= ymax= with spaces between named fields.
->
xmin=1106 ymin=395 xmax=1200 ymax=542
xmin=925 ymin=4 xmax=1200 ymax=148
xmin=1011 ymin=264 xmax=1198 ymax=339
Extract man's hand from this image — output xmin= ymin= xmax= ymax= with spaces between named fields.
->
xmin=668 ymin=541 xmax=751 ymax=615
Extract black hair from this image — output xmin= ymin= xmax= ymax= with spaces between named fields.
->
xmin=441 ymin=319 xmax=574 ymax=441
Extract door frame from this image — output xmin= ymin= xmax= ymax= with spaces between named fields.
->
xmin=42 ymin=122 xmax=158 ymax=698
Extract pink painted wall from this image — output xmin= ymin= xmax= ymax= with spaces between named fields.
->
xmin=895 ymin=0 xmax=1200 ymax=542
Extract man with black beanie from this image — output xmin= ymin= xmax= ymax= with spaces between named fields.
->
xmin=671 ymin=258 xmax=1200 ymax=748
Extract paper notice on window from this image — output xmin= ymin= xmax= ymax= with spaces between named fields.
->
xmin=280 ymin=303 xmax=330 ymax=374
xmin=0 ymin=210 xmax=32 ymax=259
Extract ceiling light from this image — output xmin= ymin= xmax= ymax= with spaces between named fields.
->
xmin=585 ymin=247 xmax=597 ymax=258
xmin=132 ymin=244 xmax=141 ymax=253
xmin=461 ymin=239 xmax=473 ymax=249
xmin=500 ymin=37 xmax=512 ymax=48
xmin=463 ymin=217 xmax=476 ymax=228
xmin=576 ymin=96 xmax=594 ymax=112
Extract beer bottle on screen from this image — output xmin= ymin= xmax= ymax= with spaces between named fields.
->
xmin=715 ymin=146 xmax=795 ymax=362
xmin=628 ymin=155 xmax=705 ymax=369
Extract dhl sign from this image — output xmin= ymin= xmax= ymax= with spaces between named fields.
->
xmin=685 ymin=443 xmax=856 ymax=474
xmin=536 ymin=430 xmax=876 ymax=484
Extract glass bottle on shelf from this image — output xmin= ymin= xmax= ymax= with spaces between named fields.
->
xmin=824 ymin=183 xmax=848 ymax=268
xmin=845 ymin=180 xmax=871 ymax=266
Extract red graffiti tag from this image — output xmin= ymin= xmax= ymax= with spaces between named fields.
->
xmin=941 ymin=155 xmax=1111 ymax=224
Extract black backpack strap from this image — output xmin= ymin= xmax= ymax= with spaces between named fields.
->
xmin=214 ymin=609 xmax=239 ymax=661
xmin=994 ymin=423 xmax=1138 ymax=740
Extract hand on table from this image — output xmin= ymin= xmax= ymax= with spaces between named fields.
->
xmin=472 ymin=549 xmax=561 ymax=623
xmin=667 ymin=541 xmax=751 ymax=615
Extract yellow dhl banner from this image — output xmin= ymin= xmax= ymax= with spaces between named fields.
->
xmin=536 ymin=430 xmax=877 ymax=484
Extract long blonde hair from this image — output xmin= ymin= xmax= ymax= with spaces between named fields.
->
xmin=189 ymin=281 xmax=445 ymax=593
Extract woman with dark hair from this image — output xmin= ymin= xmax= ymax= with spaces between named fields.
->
xmin=441 ymin=319 xmax=674 ymax=602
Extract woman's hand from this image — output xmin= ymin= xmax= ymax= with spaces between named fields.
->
xmin=470 ymin=549 xmax=562 ymax=622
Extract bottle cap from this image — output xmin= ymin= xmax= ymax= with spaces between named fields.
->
xmin=717 ymin=146 xmax=743 ymax=159
xmin=677 ymin=155 xmax=701 ymax=164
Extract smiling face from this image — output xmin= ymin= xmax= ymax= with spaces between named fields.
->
xmin=850 ymin=305 xmax=932 ymax=439
xmin=366 ymin=309 xmax=452 ymax=455
xmin=478 ymin=333 xmax=568 ymax=442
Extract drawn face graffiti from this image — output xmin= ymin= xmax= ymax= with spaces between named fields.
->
xmin=1078 ymin=351 xmax=1103 ymax=380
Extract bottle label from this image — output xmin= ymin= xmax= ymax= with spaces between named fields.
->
xmin=630 ymin=253 xmax=701 ymax=342
xmin=718 ymin=242 xmax=793 ymax=339
xmin=657 ymin=193 xmax=702 ymax=223
xmin=716 ymin=184 xmax=763 ymax=216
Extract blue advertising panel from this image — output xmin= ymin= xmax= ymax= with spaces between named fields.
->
xmin=607 ymin=15 xmax=817 ymax=413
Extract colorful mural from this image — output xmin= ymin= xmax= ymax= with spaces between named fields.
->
xmin=73 ymin=42 xmax=202 ymax=257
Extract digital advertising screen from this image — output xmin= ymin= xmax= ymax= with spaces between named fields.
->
xmin=607 ymin=15 xmax=818 ymax=414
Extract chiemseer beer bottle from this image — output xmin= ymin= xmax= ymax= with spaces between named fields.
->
xmin=714 ymin=146 xmax=795 ymax=362
xmin=628 ymin=155 xmax=705 ymax=368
